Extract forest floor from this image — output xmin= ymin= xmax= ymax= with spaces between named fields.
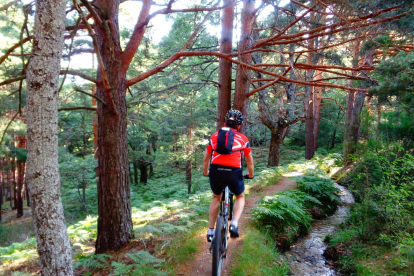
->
xmin=175 ymin=173 xmax=299 ymax=275
xmin=0 ymin=171 xmax=301 ymax=276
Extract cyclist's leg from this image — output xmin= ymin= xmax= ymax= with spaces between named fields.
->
xmin=208 ymin=167 xmax=226 ymax=241
xmin=208 ymin=193 xmax=222 ymax=229
xmin=232 ymin=191 xmax=245 ymax=222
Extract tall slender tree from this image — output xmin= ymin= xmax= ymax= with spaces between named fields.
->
xmin=25 ymin=0 xmax=73 ymax=273
xmin=217 ymin=0 xmax=234 ymax=129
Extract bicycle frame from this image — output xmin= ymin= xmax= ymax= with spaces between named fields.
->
xmin=211 ymin=186 xmax=234 ymax=276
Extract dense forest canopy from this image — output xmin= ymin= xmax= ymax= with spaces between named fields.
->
xmin=0 ymin=0 xmax=413 ymax=274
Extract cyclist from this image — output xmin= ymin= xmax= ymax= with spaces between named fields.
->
xmin=203 ymin=109 xmax=254 ymax=242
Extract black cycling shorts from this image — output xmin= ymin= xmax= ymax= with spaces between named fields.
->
xmin=209 ymin=164 xmax=245 ymax=196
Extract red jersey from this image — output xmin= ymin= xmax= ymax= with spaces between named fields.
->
xmin=206 ymin=129 xmax=251 ymax=168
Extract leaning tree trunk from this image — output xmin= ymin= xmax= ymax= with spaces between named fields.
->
xmin=217 ymin=0 xmax=234 ymax=129
xmin=25 ymin=0 xmax=73 ymax=273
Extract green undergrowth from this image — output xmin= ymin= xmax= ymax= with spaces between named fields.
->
xmin=326 ymin=143 xmax=414 ymax=275
xmin=0 ymin=147 xmax=344 ymax=275
xmin=252 ymin=167 xmax=340 ymax=251
xmin=230 ymin=226 xmax=290 ymax=276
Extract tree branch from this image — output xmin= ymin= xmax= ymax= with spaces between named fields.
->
xmin=121 ymin=0 xmax=153 ymax=74
xmin=60 ymin=70 xmax=97 ymax=83
xmin=0 ymin=36 xmax=32 ymax=66
xmin=74 ymin=88 xmax=106 ymax=105
xmin=58 ymin=107 xmax=97 ymax=112
xmin=73 ymin=0 xmax=110 ymax=91
xmin=0 ymin=0 xmax=19 ymax=11
xmin=127 ymin=51 xmax=367 ymax=92
xmin=0 ymin=76 xmax=26 ymax=87
xmin=79 ymin=0 xmax=103 ymax=27
xmin=322 ymin=97 xmax=345 ymax=114
xmin=0 ymin=111 xmax=19 ymax=147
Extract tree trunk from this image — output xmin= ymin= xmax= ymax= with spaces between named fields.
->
xmin=217 ymin=0 xmax=234 ymax=129
xmin=16 ymin=162 xmax=24 ymax=217
xmin=313 ymin=60 xmax=323 ymax=151
xmin=11 ymin=158 xmax=17 ymax=210
xmin=93 ymin=0 xmax=133 ymax=253
xmin=233 ymin=0 xmax=255 ymax=133
xmin=16 ymin=136 xmax=26 ymax=217
xmin=343 ymin=40 xmax=374 ymax=165
xmin=133 ymin=161 xmax=139 ymax=185
xmin=343 ymin=39 xmax=361 ymax=165
xmin=305 ymin=85 xmax=315 ymax=160
xmin=268 ymin=130 xmax=282 ymax=167
xmin=25 ymin=0 xmax=73 ymax=273
xmin=139 ymin=164 xmax=148 ymax=184
xmin=186 ymin=160 xmax=192 ymax=194
xmin=304 ymin=34 xmax=317 ymax=160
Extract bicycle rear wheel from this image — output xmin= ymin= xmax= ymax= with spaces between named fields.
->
xmin=212 ymin=216 xmax=225 ymax=276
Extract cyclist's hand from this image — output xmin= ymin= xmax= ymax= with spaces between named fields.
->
xmin=203 ymin=171 xmax=209 ymax=177
xmin=244 ymin=173 xmax=253 ymax=179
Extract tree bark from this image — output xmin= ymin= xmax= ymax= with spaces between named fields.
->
xmin=25 ymin=0 xmax=73 ymax=273
xmin=343 ymin=40 xmax=374 ymax=165
xmin=139 ymin=163 xmax=148 ymax=184
xmin=233 ymin=0 xmax=255 ymax=133
xmin=217 ymin=0 xmax=234 ymax=129
xmin=133 ymin=161 xmax=139 ymax=185
xmin=304 ymin=31 xmax=318 ymax=160
xmin=92 ymin=0 xmax=135 ymax=253
xmin=16 ymin=136 xmax=26 ymax=218
xmin=186 ymin=160 xmax=192 ymax=194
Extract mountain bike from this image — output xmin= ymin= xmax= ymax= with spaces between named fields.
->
xmin=209 ymin=186 xmax=234 ymax=276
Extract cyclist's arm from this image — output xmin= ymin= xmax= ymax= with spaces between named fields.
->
xmin=245 ymin=153 xmax=254 ymax=178
xmin=203 ymin=151 xmax=211 ymax=176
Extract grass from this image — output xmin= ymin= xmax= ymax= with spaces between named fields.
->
xmin=162 ymin=220 xmax=207 ymax=275
xmin=230 ymin=226 xmax=289 ymax=276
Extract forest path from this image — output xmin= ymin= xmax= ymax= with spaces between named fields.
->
xmin=176 ymin=172 xmax=301 ymax=275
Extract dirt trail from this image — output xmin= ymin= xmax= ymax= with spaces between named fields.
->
xmin=176 ymin=174 xmax=299 ymax=275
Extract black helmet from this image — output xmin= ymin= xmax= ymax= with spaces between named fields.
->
xmin=225 ymin=109 xmax=243 ymax=125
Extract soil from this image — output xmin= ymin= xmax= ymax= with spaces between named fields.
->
xmin=175 ymin=175 xmax=299 ymax=276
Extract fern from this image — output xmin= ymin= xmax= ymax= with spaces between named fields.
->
xmin=297 ymin=175 xmax=340 ymax=214
xmin=253 ymin=190 xmax=313 ymax=232
xmin=126 ymin=251 xmax=164 ymax=265
xmin=73 ymin=253 xmax=111 ymax=270
xmin=111 ymin=261 xmax=136 ymax=275
xmin=111 ymin=251 xmax=166 ymax=276
xmin=0 ymin=238 xmax=38 ymax=263
xmin=67 ymin=216 xmax=98 ymax=243
xmin=158 ymin=223 xmax=188 ymax=234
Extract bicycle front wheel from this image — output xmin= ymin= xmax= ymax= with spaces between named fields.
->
xmin=212 ymin=216 xmax=225 ymax=276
